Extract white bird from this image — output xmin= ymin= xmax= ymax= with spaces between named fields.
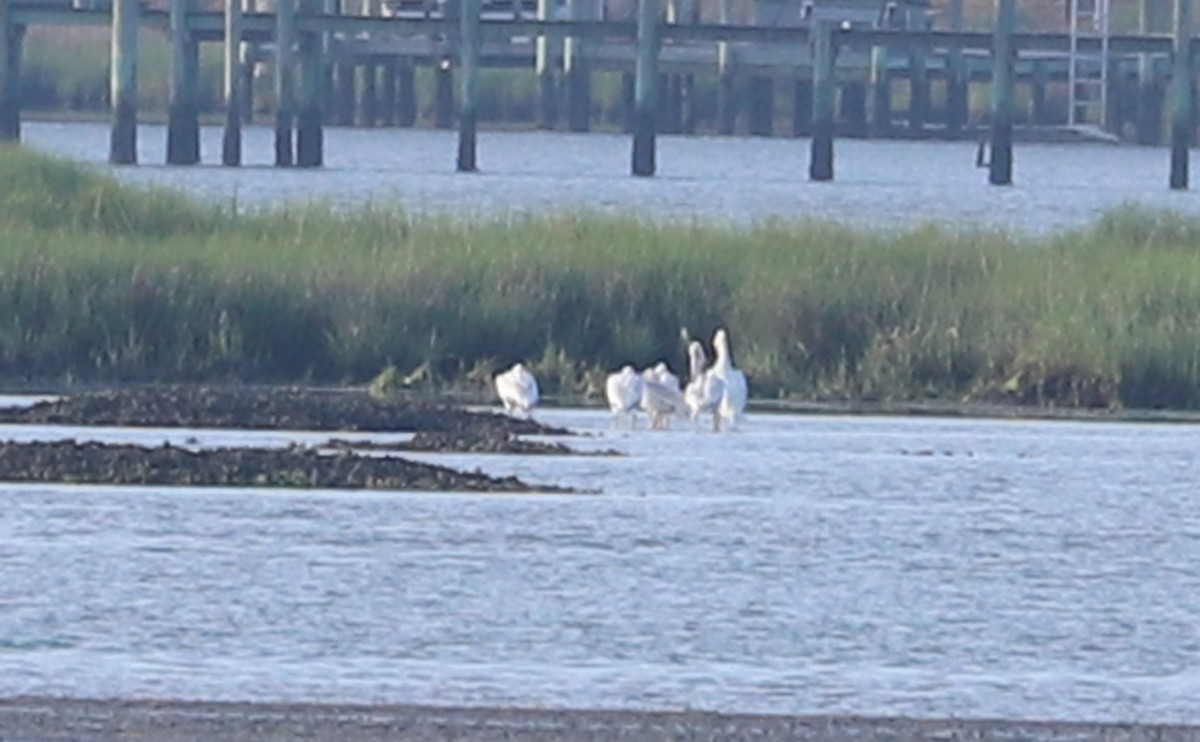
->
xmin=640 ymin=362 xmax=687 ymax=430
xmin=711 ymin=328 xmax=748 ymax=429
xmin=684 ymin=340 xmax=726 ymax=432
xmin=494 ymin=362 xmax=539 ymax=418
xmin=605 ymin=365 xmax=645 ymax=428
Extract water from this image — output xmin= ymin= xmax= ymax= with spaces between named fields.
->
xmin=21 ymin=121 xmax=1200 ymax=232
xmin=3 ymin=406 xmax=1200 ymax=723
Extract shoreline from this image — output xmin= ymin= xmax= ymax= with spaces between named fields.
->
xmin=0 ymin=697 xmax=1196 ymax=741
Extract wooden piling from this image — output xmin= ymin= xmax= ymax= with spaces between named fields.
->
xmin=0 ymin=2 xmax=22 ymax=142
xmin=809 ymin=21 xmax=834 ymax=181
xmin=631 ymin=0 xmax=660 ymax=176
xmin=333 ymin=60 xmax=355 ymax=125
xmin=621 ymin=71 xmax=635 ymax=132
xmin=792 ymin=78 xmax=812 ymax=136
xmin=1137 ymin=0 xmax=1163 ymax=144
xmin=716 ymin=0 xmax=735 ymax=135
xmin=908 ymin=39 xmax=928 ymax=133
xmin=359 ymin=62 xmax=379 ymax=126
xmin=457 ymin=0 xmax=480 ymax=172
xmin=222 ymin=0 xmax=243 ymax=166
xmin=869 ymin=45 xmax=891 ymax=137
xmin=274 ymin=0 xmax=297 ymax=166
xmin=1030 ymin=58 xmax=1048 ymax=124
xmin=380 ymin=58 xmax=397 ymax=126
xmin=988 ymin=0 xmax=1015 ymax=186
xmin=841 ymin=81 xmax=867 ymax=137
xmin=748 ymin=76 xmax=773 ymax=136
xmin=1169 ymin=0 xmax=1192 ymax=189
xmin=534 ymin=0 xmax=558 ymax=129
xmin=167 ymin=0 xmax=200 ymax=165
xmin=296 ymin=0 xmax=324 ymax=167
xmin=435 ymin=60 xmax=454 ymax=128
xmin=398 ymin=59 xmax=416 ymax=126
xmin=109 ymin=0 xmax=140 ymax=164
xmin=945 ymin=0 xmax=967 ymax=134
xmin=564 ymin=0 xmax=591 ymax=132
xmin=238 ymin=1 xmax=255 ymax=123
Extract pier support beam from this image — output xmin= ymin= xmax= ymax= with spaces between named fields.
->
xmin=435 ymin=60 xmax=454 ymax=128
xmin=380 ymin=58 xmax=397 ymax=126
xmin=792 ymin=78 xmax=812 ymax=136
xmin=274 ymin=0 xmax=297 ymax=166
xmin=167 ymin=0 xmax=200 ymax=165
xmin=535 ymin=0 xmax=558 ymax=128
xmin=296 ymin=0 xmax=324 ymax=167
xmin=1137 ymin=0 xmax=1164 ymax=144
xmin=869 ymin=45 xmax=890 ymax=137
xmin=908 ymin=39 xmax=928 ymax=133
xmin=631 ymin=0 xmax=660 ymax=176
xmin=457 ymin=0 xmax=479 ymax=171
xmin=945 ymin=0 xmax=967 ymax=134
xmin=564 ymin=0 xmax=591 ymax=131
xmin=841 ymin=81 xmax=867 ymax=137
xmin=809 ymin=21 xmax=835 ymax=181
xmin=1030 ymin=59 xmax=1048 ymax=124
xmin=0 ymin=5 xmax=22 ymax=142
xmin=238 ymin=1 xmax=256 ymax=123
xmin=222 ymin=0 xmax=243 ymax=165
xmin=359 ymin=61 xmax=378 ymax=127
xmin=748 ymin=76 xmax=773 ymax=136
xmin=716 ymin=0 xmax=735 ymax=135
xmin=988 ymin=0 xmax=1015 ymax=186
xmin=110 ymin=0 xmax=140 ymax=164
xmin=1169 ymin=0 xmax=1192 ymax=189
xmin=398 ymin=59 xmax=416 ymax=126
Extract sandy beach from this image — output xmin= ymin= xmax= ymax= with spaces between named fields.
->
xmin=0 ymin=698 xmax=1197 ymax=741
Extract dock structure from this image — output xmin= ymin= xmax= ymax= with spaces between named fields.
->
xmin=0 ymin=0 xmax=1195 ymax=187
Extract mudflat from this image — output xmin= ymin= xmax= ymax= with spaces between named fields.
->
xmin=0 ymin=698 xmax=1195 ymax=741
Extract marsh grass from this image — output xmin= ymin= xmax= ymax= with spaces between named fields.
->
xmin=3 ymin=145 xmax=1200 ymax=408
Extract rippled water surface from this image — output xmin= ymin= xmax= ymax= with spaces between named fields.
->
xmin=3 ymin=406 xmax=1200 ymax=723
xmin=21 ymin=121 xmax=1200 ymax=232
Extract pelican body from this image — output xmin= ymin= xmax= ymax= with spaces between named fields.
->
xmin=684 ymin=340 xmax=726 ymax=431
xmin=711 ymin=328 xmax=748 ymax=429
xmin=495 ymin=362 xmax=539 ymax=418
xmin=640 ymin=362 xmax=687 ymax=430
xmin=605 ymin=365 xmax=645 ymax=428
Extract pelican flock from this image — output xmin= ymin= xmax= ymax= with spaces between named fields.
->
xmin=495 ymin=328 xmax=748 ymax=431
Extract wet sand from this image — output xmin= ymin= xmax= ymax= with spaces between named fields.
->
xmin=0 ymin=698 xmax=1196 ymax=741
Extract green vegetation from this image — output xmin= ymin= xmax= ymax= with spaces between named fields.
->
xmin=3 ymin=143 xmax=1200 ymax=409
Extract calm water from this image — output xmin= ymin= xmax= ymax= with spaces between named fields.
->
xmin=20 ymin=120 xmax=1200 ymax=232
xmin=3 ymin=404 xmax=1200 ymax=723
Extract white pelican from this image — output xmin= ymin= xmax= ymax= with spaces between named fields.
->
xmin=684 ymin=340 xmax=726 ymax=431
xmin=640 ymin=362 xmax=687 ymax=430
xmin=605 ymin=365 xmax=645 ymax=428
xmin=494 ymin=362 xmax=539 ymax=418
xmin=711 ymin=328 xmax=748 ymax=429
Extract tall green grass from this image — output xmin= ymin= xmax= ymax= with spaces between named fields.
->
xmin=3 ymin=143 xmax=1200 ymax=408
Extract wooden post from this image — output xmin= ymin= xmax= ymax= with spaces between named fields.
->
xmin=535 ymin=0 xmax=558 ymax=128
xmin=457 ymin=0 xmax=479 ymax=171
xmin=1138 ymin=0 xmax=1163 ymax=144
xmin=0 ymin=5 xmax=22 ymax=142
xmin=680 ymin=74 xmax=695 ymax=134
xmin=275 ymin=0 xmax=297 ymax=166
xmin=109 ymin=0 xmax=140 ymax=164
xmin=869 ymin=44 xmax=891 ymax=137
xmin=810 ymin=21 xmax=835 ymax=181
xmin=716 ymin=0 xmax=735 ymax=135
xmin=908 ymin=38 xmax=928 ymax=133
xmin=380 ymin=57 xmax=397 ymax=126
xmin=659 ymin=73 xmax=682 ymax=133
xmin=841 ymin=81 xmax=867 ymax=137
xmin=631 ymin=0 xmax=660 ymax=176
xmin=792 ymin=77 xmax=812 ymax=136
xmin=1170 ymin=0 xmax=1192 ymax=189
xmin=359 ymin=61 xmax=378 ymax=126
xmin=564 ymin=0 xmax=591 ymax=131
xmin=398 ymin=59 xmax=416 ymax=126
xmin=621 ymin=70 xmax=635 ymax=132
xmin=222 ymin=0 xmax=243 ymax=165
xmin=748 ymin=76 xmax=774 ymax=136
xmin=945 ymin=0 xmax=967 ymax=134
xmin=167 ymin=0 xmax=200 ymax=165
xmin=435 ymin=59 xmax=454 ymax=128
xmin=334 ymin=60 xmax=355 ymax=125
xmin=1031 ymin=58 xmax=1048 ymax=124
xmin=238 ymin=0 xmax=256 ymax=122
xmin=297 ymin=0 xmax=323 ymax=167
xmin=989 ymin=0 xmax=1015 ymax=186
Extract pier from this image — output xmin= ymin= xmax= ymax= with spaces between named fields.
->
xmin=0 ymin=0 xmax=1195 ymax=186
